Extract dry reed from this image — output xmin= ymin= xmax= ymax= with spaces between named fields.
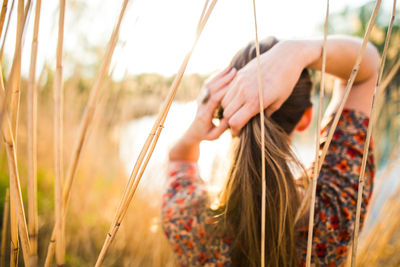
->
xmin=305 ymin=1 xmax=329 ymax=266
xmin=4 ymin=133 xmax=30 ymax=266
xmin=379 ymin=56 xmax=400 ymax=95
xmin=26 ymin=0 xmax=41 ymax=265
xmin=0 ymin=0 xmax=9 ymax=38
xmin=22 ymin=0 xmax=31 ymax=29
xmin=251 ymin=0 xmax=266 ymax=266
xmin=0 ymin=0 xmax=14 ymax=60
xmin=0 ymin=29 xmax=18 ymax=266
xmin=197 ymin=0 xmax=209 ymax=34
xmin=0 ymin=188 xmax=9 ymax=267
xmin=94 ymin=1 xmax=218 ymax=266
xmin=43 ymin=1 xmax=130 ymax=266
xmin=350 ymin=0 xmax=397 ymax=266
xmin=0 ymin=65 xmax=31 ymax=266
xmin=53 ymin=0 xmax=66 ymax=266
xmin=10 ymin=194 xmax=17 ymax=267
xmin=9 ymin=0 xmax=24 ymax=138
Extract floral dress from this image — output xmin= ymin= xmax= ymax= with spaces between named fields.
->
xmin=161 ymin=109 xmax=375 ymax=266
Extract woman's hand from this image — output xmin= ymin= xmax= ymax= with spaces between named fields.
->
xmin=221 ymin=40 xmax=309 ymax=136
xmin=169 ymin=67 xmax=236 ymax=162
xmin=220 ymin=36 xmax=378 ymax=136
xmin=185 ymin=67 xmax=236 ymax=142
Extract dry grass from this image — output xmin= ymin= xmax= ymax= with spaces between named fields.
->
xmin=356 ymin=159 xmax=400 ymax=266
xmin=0 ymin=64 xmax=181 ymax=266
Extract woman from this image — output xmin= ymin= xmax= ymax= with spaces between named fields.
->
xmin=162 ymin=36 xmax=378 ymax=266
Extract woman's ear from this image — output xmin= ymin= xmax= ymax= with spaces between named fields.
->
xmin=295 ymin=107 xmax=313 ymax=132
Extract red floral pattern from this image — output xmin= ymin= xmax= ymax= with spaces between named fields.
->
xmin=161 ymin=109 xmax=374 ymax=267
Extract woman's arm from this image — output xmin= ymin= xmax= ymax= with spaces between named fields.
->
xmin=299 ymin=36 xmax=379 ymax=118
xmin=220 ymin=35 xmax=379 ymax=135
xmin=303 ymin=36 xmax=379 ymax=83
xmin=169 ymin=132 xmax=201 ymax=162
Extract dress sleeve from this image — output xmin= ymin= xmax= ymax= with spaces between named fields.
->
xmin=161 ymin=161 xmax=210 ymax=266
xmin=298 ymin=109 xmax=375 ymax=266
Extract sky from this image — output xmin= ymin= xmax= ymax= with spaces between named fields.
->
xmin=1 ymin=0 xmax=395 ymax=80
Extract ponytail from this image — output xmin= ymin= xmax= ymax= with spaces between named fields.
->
xmin=218 ymin=114 xmax=302 ymax=267
xmin=214 ymin=37 xmax=312 ymax=266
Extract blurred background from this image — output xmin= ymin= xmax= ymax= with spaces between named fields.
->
xmin=0 ymin=0 xmax=399 ymax=266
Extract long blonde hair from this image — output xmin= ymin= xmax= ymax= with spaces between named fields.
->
xmin=215 ymin=37 xmax=312 ymax=267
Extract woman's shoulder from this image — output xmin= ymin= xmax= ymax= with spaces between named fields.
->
xmin=321 ymin=108 xmax=370 ymax=138
xmin=319 ymin=108 xmax=372 ymax=164
xmin=319 ymin=108 xmax=374 ymax=176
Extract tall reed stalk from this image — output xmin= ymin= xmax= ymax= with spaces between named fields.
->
xmin=22 ymin=0 xmax=31 ymax=29
xmin=0 ymin=188 xmax=9 ymax=267
xmin=0 ymin=0 xmax=14 ymax=60
xmin=0 ymin=0 xmax=30 ymax=152
xmin=0 ymin=0 xmax=9 ymax=38
xmin=9 ymin=0 xmax=23 ymax=137
xmin=44 ymin=1 xmax=130 ymax=266
xmin=350 ymin=1 xmax=396 ymax=266
xmin=0 ymin=0 xmax=29 ymax=260
xmin=9 ymin=194 xmax=18 ymax=267
xmin=0 ymin=64 xmax=31 ymax=267
xmin=95 ymin=1 xmax=218 ymax=266
xmin=379 ymin=56 xmax=400 ymax=96
xmin=26 ymin=0 xmax=41 ymax=265
xmin=305 ymin=1 xmax=329 ymax=266
xmin=251 ymin=1 xmax=266 ymax=266
xmin=53 ymin=0 xmax=66 ymax=266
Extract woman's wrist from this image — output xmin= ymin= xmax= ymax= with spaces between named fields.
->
xmin=168 ymin=130 xmax=201 ymax=162
xmin=285 ymin=39 xmax=322 ymax=70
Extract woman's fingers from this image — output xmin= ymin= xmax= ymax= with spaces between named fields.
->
xmin=228 ymin=104 xmax=257 ymax=136
xmin=265 ymin=99 xmax=281 ymax=117
xmin=217 ymin=65 xmax=231 ymax=77
xmin=204 ymin=86 xmax=227 ymax=116
xmin=206 ymin=119 xmax=229 ymax=140
xmin=221 ymin=80 xmax=238 ymax=108
xmin=222 ymin=91 xmax=244 ymax=121
xmin=213 ymin=68 xmax=237 ymax=92
xmin=207 ymin=68 xmax=237 ymax=94
xmin=198 ymin=68 xmax=235 ymax=105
